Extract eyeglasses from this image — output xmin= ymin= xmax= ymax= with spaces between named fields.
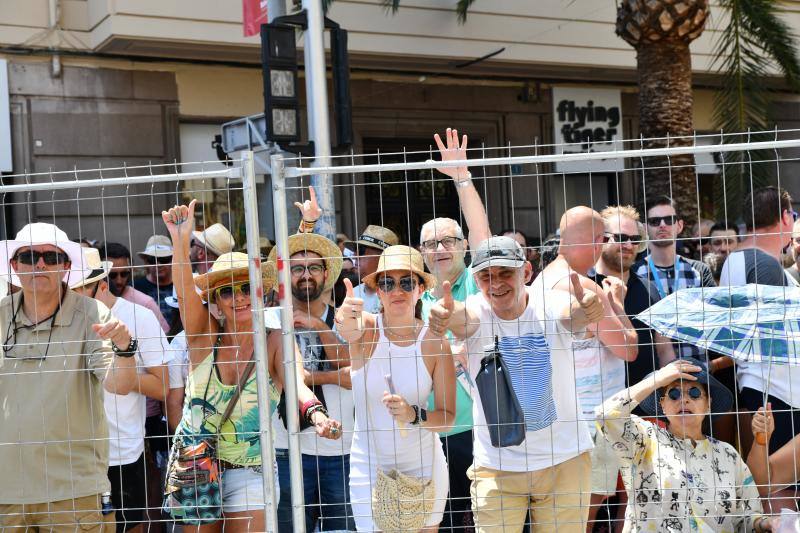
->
xmin=108 ymin=271 xmax=131 ymax=280
xmin=215 ymin=282 xmax=251 ymax=302
xmin=13 ymin=250 xmax=68 ymax=266
xmin=377 ymin=275 xmax=418 ymax=293
xmin=290 ymin=264 xmax=325 ymax=277
xmin=420 ymin=236 xmax=463 ymax=251
xmin=145 ymin=256 xmax=172 ymax=266
xmin=647 ymin=215 xmax=678 ymax=227
xmin=666 ymin=386 xmax=704 ymax=401
xmin=606 ymin=233 xmax=640 ymax=244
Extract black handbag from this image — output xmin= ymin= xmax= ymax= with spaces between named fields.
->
xmin=475 ymin=336 xmax=526 ymax=448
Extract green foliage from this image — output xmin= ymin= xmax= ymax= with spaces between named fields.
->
xmin=711 ymin=0 xmax=800 ymax=221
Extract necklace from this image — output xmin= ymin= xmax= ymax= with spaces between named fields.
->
xmin=383 ymin=318 xmax=420 ymax=341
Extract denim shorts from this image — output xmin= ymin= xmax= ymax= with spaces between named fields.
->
xmin=220 ymin=464 xmax=279 ymax=514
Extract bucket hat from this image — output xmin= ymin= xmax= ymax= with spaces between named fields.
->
xmin=0 ymin=222 xmax=92 ymax=287
xmin=639 ymin=357 xmax=733 ymax=417
xmin=139 ymin=235 xmax=173 ymax=259
xmin=70 ymin=247 xmax=113 ymax=289
xmin=344 ymin=225 xmax=399 ymax=254
xmin=362 ymin=245 xmax=436 ymax=291
xmin=267 ymin=233 xmax=342 ymax=293
xmin=192 ymin=223 xmax=235 ymax=257
xmin=194 ymin=252 xmax=277 ymax=303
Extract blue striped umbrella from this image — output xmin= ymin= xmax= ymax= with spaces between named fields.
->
xmin=636 ymin=284 xmax=800 ymax=364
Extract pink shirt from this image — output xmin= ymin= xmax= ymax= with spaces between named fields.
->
xmin=121 ymin=286 xmax=170 ymax=333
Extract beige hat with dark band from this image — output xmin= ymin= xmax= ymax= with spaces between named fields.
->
xmin=344 ymin=225 xmax=400 ymax=253
xmin=194 ymin=252 xmax=277 ymax=303
xmin=70 ymin=247 xmax=113 ymax=289
xmin=362 ymin=245 xmax=436 ymax=291
xmin=192 ymin=223 xmax=236 ymax=257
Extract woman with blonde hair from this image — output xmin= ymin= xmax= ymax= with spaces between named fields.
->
xmin=337 ymin=245 xmax=456 ymax=532
xmin=162 ymin=200 xmax=341 ymax=532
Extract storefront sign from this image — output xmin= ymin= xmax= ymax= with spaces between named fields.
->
xmin=0 ymin=60 xmax=11 ymax=172
xmin=552 ymin=87 xmax=624 ymax=173
xmin=242 ymin=0 xmax=268 ymax=37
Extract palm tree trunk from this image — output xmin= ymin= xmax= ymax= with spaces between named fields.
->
xmin=637 ymin=42 xmax=698 ymax=227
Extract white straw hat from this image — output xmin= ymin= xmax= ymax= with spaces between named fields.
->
xmin=70 ymin=247 xmax=113 ymax=289
xmin=139 ymin=235 xmax=173 ymax=259
xmin=0 ymin=222 xmax=92 ymax=287
xmin=192 ymin=223 xmax=236 ymax=257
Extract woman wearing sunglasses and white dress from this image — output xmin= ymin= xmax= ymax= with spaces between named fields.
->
xmin=337 ymin=245 xmax=456 ymax=532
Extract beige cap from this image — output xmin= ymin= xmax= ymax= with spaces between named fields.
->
xmin=344 ymin=225 xmax=400 ymax=253
xmin=362 ymin=245 xmax=436 ymax=291
xmin=70 ymin=248 xmax=113 ymax=289
xmin=139 ymin=235 xmax=173 ymax=258
xmin=192 ymin=223 xmax=236 ymax=257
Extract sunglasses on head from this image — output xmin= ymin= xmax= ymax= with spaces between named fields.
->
xmin=606 ymin=232 xmax=640 ymax=244
xmin=13 ymin=250 xmax=69 ymax=266
xmin=215 ymin=282 xmax=251 ymax=302
xmin=145 ymin=256 xmax=172 ymax=266
xmin=666 ymin=386 xmax=703 ymax=401
xmin=647 ymin=215 xmax=678 ymax=227
xmin=377 ymin=275 xmax=418 ymax=293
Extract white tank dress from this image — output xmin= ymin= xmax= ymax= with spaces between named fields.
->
xmin=349 ymin=316 xmax=449 ymax=531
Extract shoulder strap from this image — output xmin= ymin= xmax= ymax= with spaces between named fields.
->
xmin=219 ymin=357 xmax=257 ymax=426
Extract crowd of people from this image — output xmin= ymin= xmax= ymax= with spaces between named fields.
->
xmin=2 ymin=127 xmax=800 ymax=532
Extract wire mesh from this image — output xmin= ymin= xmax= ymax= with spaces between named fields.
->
xmin=1 ymin=131 xmax=800 ymax=533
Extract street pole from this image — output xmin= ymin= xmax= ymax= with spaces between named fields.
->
xmin=302 ymin=0 xmax=336 ymax=241
xmin=267 ymin=0 xmax=286 ymax=21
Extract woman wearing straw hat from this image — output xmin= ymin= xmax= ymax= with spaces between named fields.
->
xmin=596 ymin=359 xmax=776 ymax=532
xmin=337 ymin=245 xmax=456 ymax=532
xmin=162 ymin=201 xmax=342 ymax=533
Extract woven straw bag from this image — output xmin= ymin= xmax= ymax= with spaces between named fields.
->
xmin=371 ymin=467 xmax=435 ymax=532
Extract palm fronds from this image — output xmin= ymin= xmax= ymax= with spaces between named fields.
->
xmin=456 ymin=0 xmax=477 ymax=23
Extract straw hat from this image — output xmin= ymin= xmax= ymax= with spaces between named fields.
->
xmin=344 ymin=225 xmax=399 ymax=253
xmin=362 ymin=245 xmax=436 ymax=291
xmin=192 ymin=223 xmax=236 ymax=257
xmin=267 ymin=233 xmax=342 ymax=293
xmin=70 ymin=247 xmax=113 ymax=289
xmin=0 ymin=222 xmax=93 ymax=287
xmin=194 ymin=252 xmax=277 ymax=303
xmin=139 ymin=235 xmax=173 ymax=259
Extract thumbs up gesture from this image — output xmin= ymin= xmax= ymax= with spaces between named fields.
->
xmin=429 ymin=281 xmax=454 ymax=337
xmin=569 ymin=271 xmax=604 ymax=326
xmin=335 ymin=278 xmax=364 ymax=334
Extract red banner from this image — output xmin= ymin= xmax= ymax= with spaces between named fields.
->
xmin=243 ymin=0 xmax=268 ymax=37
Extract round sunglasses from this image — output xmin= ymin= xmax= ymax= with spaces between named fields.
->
xmin=377 ymin=275 xmax=418 ymax=293
xmin=666 ymin=386 xmax=704 ymax=401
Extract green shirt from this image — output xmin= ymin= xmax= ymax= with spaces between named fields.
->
xmin=422 ymin=265 xmax=479 ymax=436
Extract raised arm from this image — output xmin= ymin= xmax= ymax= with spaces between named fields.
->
xmin=334 ymin=277 xmax=367 ymax=344
xmin=558 ymin=272 xmax=606 ymax=335
xmin=162 ymin=200 xmax=215 ymax=357
xmin=434 ymin=128 xmax=491 ymax=249
xmin=428 ymin=281 xmax=480 ymax=340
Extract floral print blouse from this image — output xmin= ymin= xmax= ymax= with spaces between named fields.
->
xmin=596 ymin=393 xmax=764 ymax=532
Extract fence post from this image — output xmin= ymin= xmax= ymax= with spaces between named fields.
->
xmin=241 ymin=150 xmax=280 ymax=532
xmin=270 ymin=153 xmax=307 ymax=532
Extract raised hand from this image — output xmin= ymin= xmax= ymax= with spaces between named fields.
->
xmin=335 ymin=277 xmax=364 ymax=333
xmin=294 ymin=185 xmax=322 ymax=223
xmin=569 ymin=272 xmax=604 ymax=324
xmin=433 ymin=128 xmax=470 ymax=182
xmin=602 ymin=276 xmax=627 ymax=306
xmin=162 ymin=199 xmax=197 ymax=242
xmin=93 ymin=319 xmax=133 ymax=352
xmin=652 ymin=359 xmax=700 ymax=390
xmin=428 ymin=281 xmax=454 ymax=337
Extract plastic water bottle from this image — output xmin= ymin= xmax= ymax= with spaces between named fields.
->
xmin=101 ymin=492 xmax=114 ymax=515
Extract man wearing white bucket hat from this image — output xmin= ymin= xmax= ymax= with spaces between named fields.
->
xmin=134 ymin=235 xmax=174 ymax=321
xmin=72 ymin=247 xmax=170 ymax=533
xmin=0 ymin=222 xmax=138 ymax=531
xmin=190 ymin=222 xmax=236 ymax=275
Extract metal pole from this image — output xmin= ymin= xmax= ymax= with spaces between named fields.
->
xmin=267 ymin=0 xmax=287 ymax=21
xmin=271 ymin=153 xmax=307 ymax=532
xmin=241 ymin=151 xmax=280 ymax=533
xmin=302 ymin=0 xmax=336 ymax=241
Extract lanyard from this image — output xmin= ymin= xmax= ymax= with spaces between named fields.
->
xmin=647 ymin=255 xmax=680 ymax=299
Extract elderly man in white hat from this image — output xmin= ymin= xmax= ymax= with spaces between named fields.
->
xmin=72 ymin=248 xmax=170 ymax=533
xmin=265 ymin=232 xmax=355 ymax=532
xmin=190 ymin=222 xmax=235 ymax=275
xmin=134 ymin=235 xmax=174 ymax=321
xmin=0 ymin=222 xmax=138 ymax=531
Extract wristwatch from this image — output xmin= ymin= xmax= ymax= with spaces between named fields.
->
xmin=112 ymin=338 xmax=138 ymax=358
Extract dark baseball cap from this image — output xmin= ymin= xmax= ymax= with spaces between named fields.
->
xmin=471 ymin=236 xmax=527 ymax=272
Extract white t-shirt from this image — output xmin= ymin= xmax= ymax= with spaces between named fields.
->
xmin=105 ymin=297 xmax=170 ymax=466
xmin=353 ymin=283 xmax=381 ymax=314
xmin=167 ymin=330 xmax=189 ymax=389
xmin=266 ymin=307 xmax=355 ymax=456
xmin=465 ymin=278 xmax=593 ymax=472
xmin=573 ymin=336 xmax=625 ymax=434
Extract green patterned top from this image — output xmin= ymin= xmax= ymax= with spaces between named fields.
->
xmin=177 ymin=351 xmax=280 ymax=466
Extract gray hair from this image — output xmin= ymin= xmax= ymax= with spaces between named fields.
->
xmin=419 ymin=217 xmax=464 ymax=243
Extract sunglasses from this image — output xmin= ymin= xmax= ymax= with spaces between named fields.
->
xmin=145 ymin=256 xmax=172 ymax=266
xmin=377 ymin=275 xmax=418 ymax=293
xmin=108 ymin=271 xmax=131 ymax=280
xmin=13 ymin=250 xmax=69 ymax=265
xmin=420 ymin=236 xmax=463 ymax=251
xmin=606 ymin=232 xmax=640 ymax=244
xmin=666 ymin=386 xmax=704 ymax=401
xmin=290 ymin=264 xmax=325 ymax=277
xmin=647 ymin=215 xmax=678 ymax=227
xmin=215 ymin=282 xmax=251 ymax=302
